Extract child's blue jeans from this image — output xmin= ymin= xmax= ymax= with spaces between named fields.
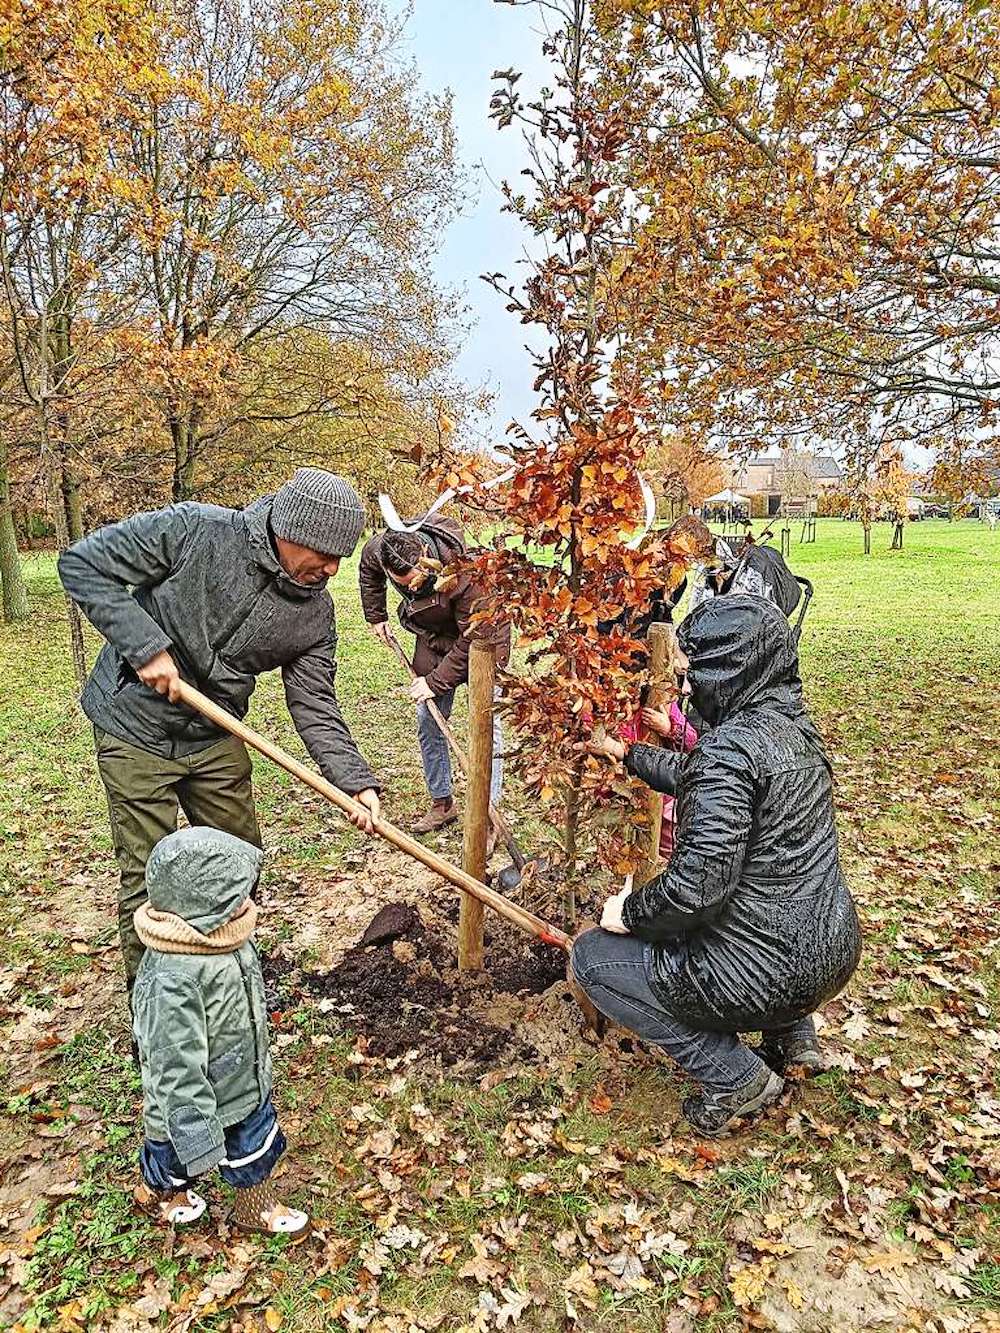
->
xmin=140 ymin=1097 xmax=285 ymax=1191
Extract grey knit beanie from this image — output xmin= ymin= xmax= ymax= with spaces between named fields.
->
xmin=270 ymin=469 xmax=366 ymax=557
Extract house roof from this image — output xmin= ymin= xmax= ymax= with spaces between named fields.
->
xmin=808 ymin=454 xmax=843 ymax=479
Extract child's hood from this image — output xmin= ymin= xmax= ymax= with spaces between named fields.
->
xmin=145 ymin=827 xmax=263 ymax=933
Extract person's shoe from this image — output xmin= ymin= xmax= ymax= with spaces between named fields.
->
xmin=411 ymin=799 xmax=457 ymax=835
xmin=232 ymin=1181 xmax=311 ymax=1239
xmin=682 ymin=1066 xmax=784 ymax=1138
xmin=758 ymin=1024 xmax=824 ymax=1076
xmin=135 ymin=1183 xmax=208 ymax=1227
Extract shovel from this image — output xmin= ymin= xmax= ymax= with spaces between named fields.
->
xmin=173 ymin=681 xmax=603 ymax=1033
xmin=381 ymin=631 xmax=541 ymax=893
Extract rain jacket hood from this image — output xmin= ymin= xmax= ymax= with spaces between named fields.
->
xmin=133 ymin=828 xmax=272 ymax=1176
xmin=145 ymin=827 xmax=263 ymax=934
xmin=678 ymin=596 xmax=824 ymax=762
xmin=678 ymin=595 xmax=803 ymax=728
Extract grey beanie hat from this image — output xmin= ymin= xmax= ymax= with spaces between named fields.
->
xmin=270 ymin=468 xmax=366 ymax=557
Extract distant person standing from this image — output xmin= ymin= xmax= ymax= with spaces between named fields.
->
xmin=358 ymin=517 xmax=510 ymax=835
xmin=59 ymin=469 xmax=380 ymax=986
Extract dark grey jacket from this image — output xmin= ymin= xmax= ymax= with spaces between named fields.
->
xmin=623 ymin=596 xmax=861 ymax=1032
xmin=58 ymin=497 xmax=377 ymax=794
xmin=132 ymin=829 xmax=270 ymax=1175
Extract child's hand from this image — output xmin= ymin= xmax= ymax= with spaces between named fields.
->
xmin=576 ymin=735 xmax=626 ymax=762
xmin=641 ymin=706 xmax=673 ymax=739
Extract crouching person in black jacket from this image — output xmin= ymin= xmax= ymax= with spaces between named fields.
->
xmin=574 ymin=596 xmax=861 ymax=1138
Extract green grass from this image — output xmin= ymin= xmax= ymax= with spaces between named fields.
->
xmin=1 ymin=517 xmax=999 ymax=1331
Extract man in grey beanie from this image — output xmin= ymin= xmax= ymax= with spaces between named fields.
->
xmin=59 ymin=469 xmax=381 ymax=986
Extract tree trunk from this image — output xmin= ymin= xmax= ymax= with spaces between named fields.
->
xmin=171 ymin=408 xmax=202 ymax=501
xmin=31 ymin=306 xmax=86 ymax=685
xmin=60 ymin=456 xmax=85 ymax=543
xmin=0 ymin=437 xmax=28 ymax=623
xmin=44 ymin=451 xmax=87 ymax=691
xmin=171 ymin=418 xmax=188 ymax=501
xmin=863 ymin=520 xmax=871 ymax=555
xmin=17 ymin=508 xmax=35 ymax=550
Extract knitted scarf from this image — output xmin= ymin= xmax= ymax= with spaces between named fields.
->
xmin=134 ymin=899 xmax=258 ymax=955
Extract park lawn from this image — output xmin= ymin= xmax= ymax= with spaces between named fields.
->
xmin=1 ymin=517 xmax=998 ymax=1332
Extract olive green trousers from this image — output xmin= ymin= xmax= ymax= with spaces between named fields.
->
xmin=94 ymin=728 xmax=262 ymax=983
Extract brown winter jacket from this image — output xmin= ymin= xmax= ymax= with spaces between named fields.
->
xmin=358 ymin=517 xmax=511 ymax=694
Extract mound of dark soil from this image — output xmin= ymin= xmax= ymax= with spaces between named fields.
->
xmin=261 ymin=901 xmax=571 ymax=1067
xmin=258 ymin=951 xmax=297 ymax=1013
xmin=298 ymin=905 xmax=520 ymax=1066
xmin=488 ymin=938 xmax=567 ymax=996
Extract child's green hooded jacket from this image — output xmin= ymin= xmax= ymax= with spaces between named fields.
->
xmin=132 ymin=827 xmax=271 ymax=1175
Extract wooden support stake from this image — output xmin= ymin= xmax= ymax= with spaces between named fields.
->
xmin=563 ymin=781 xmax=579 ymax=930
xmin=460 ymin=641 xmax=494 ymax=970
xmin=636 ymin=622 xmax=678 ymax=885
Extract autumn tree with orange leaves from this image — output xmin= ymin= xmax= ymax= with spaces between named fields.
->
xmin=112 ymin=0 xmax=461 ymax=504
xmin=459 ymin=0 xmax=697 ymax=922
xmin=594 ymin=0 xmax=1000 ymax=546
xmin=1 ymin=0 xmax=462 ymax=650
xmin=469 ymin=0 xmax=1000 ymax=904
xmin=646 ymin=433 xmax=724 ymax=520
xmin=0 ymin=0 xmax=161 ymax=663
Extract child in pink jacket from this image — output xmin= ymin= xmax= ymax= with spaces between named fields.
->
xmin=618 ymin=698 xmax=698 ymax=858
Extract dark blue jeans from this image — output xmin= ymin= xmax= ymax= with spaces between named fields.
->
xmin=140 ymin=1097 xmax=286 ymax=1191
xmin=572 ymin=929 xmax=775 ymax=1094
xmin=417 ymin=687 xmax=503 ymax=802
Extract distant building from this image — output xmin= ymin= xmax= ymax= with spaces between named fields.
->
xmin=730 ymin=452 xmax=844 ymax=516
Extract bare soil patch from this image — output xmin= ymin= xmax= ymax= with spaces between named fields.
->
xmin=260 ymin=897 xmax=580 ymax=1069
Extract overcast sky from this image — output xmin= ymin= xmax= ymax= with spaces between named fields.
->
xmin=390 ymin=0 xmax=549 ymax=449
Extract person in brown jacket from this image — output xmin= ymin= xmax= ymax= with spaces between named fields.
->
xmin=358 ymin=518 xmax=510 ymax=834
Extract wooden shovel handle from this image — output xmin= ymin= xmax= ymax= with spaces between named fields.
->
xmin=173 ymin=681 xmax=570 ymax=951
xmin=384 ymin=633 xmax=469 ymax=772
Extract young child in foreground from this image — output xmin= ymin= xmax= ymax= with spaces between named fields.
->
xmin=131 ymin=826 xmax=309 ymax=1236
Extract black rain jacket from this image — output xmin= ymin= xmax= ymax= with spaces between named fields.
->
xmin=622 ymin=596 xmax=861 ymax=1032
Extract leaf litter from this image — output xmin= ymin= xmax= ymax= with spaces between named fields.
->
xmin=2 ymin=578 xmax=999 ymax=1331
